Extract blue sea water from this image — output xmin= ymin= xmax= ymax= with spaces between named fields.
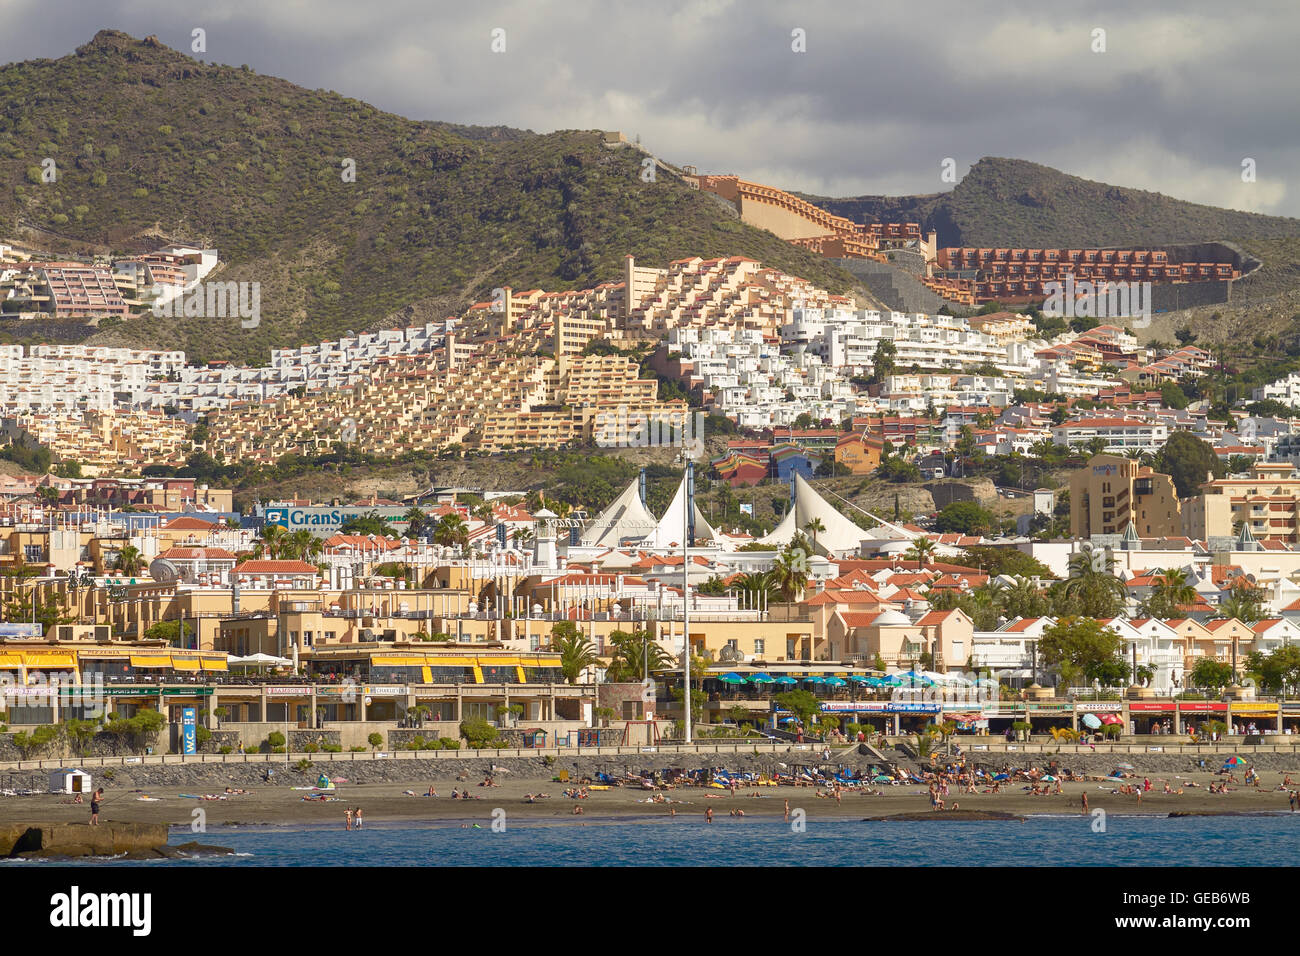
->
xmin=15 ymin=814 xmax=1300 ymax=866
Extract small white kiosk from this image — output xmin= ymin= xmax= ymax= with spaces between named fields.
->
xmin=48 ymin=768 xmax=92 ymax=795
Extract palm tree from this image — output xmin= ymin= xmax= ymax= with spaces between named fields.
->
xmin=1085 ymin=437 xmax=1109 ymax=458
xmin=904 ymin=537 xmax=937 ymax=569
xmin=606 ymin=629 xmax=673 ymax=682
xmin=432 ymin=514 xmax=469 ymax=549
xmin=513 ymin=527 xmax=534 ymax=549
xmin=403 ymin=506 xmax=428 ymax=538
xmin=548 ymin=621 xmax=598 ymax=684
xmin=257 ymin=523 xmax=287 ymax=560
xmin=804 ymin=518 xmax=826 ymax=553
xmin=1139 ymin=567 xmax=1197 ymax=619
xmin=768 ymin=545 xmax=809 ymax=620
xmin=1055 ymin=547 xmax=1128 ymax=618
xmin=112 ymin=545 xmax=144 ymax=576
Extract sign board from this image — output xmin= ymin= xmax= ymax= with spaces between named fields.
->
xmin=265 ymin=686 xmax=302 ymax=697
xmin=1177 ymin=701 xmax=1228 ymax=712
xmin=1230 ymin=702 xmax=1278 ymax=714
xmin=364 ymin=685 xmax=408 ymax=697
xmin=0 ymin=623 xmax=42 ymax=638
xmin=181 ymin=706 xmax=197 ymax=755
xmin=1076 ymin=702 xmax=1125 ymax=712
xmin=1129 ymin=702 xmax=1176 ymax=712
xmin=264 ymin=506 xmax=411 ymax=535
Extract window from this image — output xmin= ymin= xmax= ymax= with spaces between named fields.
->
xmin=753 ymin=639 xmax=765 ymax=654
xmin=725 ymin=639 xmax=738 ymax=652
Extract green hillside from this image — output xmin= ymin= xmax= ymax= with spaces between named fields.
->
xmin=0 ymin=30 xmax=852 ymax=363
xmin=802 ymin=157 xmax=1300 ymax=249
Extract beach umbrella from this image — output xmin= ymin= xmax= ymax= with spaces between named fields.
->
xmin=1100 ymin=713 xmax=1124 ymax=726
xmin=779 ymin=716 xmax=799 ymax=724
xmin=803 ymin=675 xmax=826 ymax=685
xmin=1081 ymin=714 xmax=1102 ymax=730
xmin=747 ymin=673 xmax=775 ymax=684
xmin=847 ymin=675 xmax=871 ymax=684
xmin=1222 ymin=756 xmax=1246 ymax=767
xmin=823 ymin=676 xmax=847 ymax=687
xmin=718 ymin=673 xmax=746 ymax=684
xmin=879 ymin=676 xmax=903 ymax=687
xmin=1040 ymin=774 xmax=1057 ymax=782
xmin=773 ymin=676 xmax=798 ymax=685
xmin=871 ymin=774 xmax=894 ymax=784
xmin=992 ymin=773 xmax=1010 ymax=781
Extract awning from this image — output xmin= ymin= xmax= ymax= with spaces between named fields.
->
xmin=0 ymin=654 xmax=22 ymax=669
xmin=171 ymin=658 xmax=201 ymax=672
xmin=372 ymin=656 xmax=428 ymax=666
xmin=200 ymin=657 xmax=228 ymax=672
xmin=21 ymin=652 xmax=76 ymax=669
xmin=130 ymin=655 xmax=173 ymax=668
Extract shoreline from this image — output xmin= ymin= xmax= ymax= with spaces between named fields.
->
xmin=5 ymin=770 xmax=1297 ymax=830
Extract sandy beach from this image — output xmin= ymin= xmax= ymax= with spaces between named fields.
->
xmin=5 ymin=769 xmax=1298 ymax=830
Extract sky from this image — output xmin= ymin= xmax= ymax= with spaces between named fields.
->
xmin=4 ymin=0 xmax=1299 ymax=217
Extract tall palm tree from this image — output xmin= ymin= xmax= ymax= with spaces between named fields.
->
xmin=112 ymin=545 xmax=144 ymax=576
xmin=258 ymin=523 xmax=287 ymax=560
xmin=1216 ymin=579 xmax=1263 ymax=624
xmin=432 ymin=513 xmax=469 ymax=549
xmin=606 ymin=629 xmax=673 ymax=682
xmin=768 ymin=545 xmax=809 ymax=621
xmin=513 ymin=527 xmax=534 ymax=549
xmin=548 ymin=621 xmax=598 ymax=684
xmin=403 ymin=506 xmax=428 ymax=538
xmin=804 ymin=518 xmax=826 ymax=553
xmin=1055 ymin=547 xmax=1127 ymax=618
xmin=904 ymin=537 xmax=937 ymax=569
xmin=1139 ymin=567 xmax=1197 ymax=619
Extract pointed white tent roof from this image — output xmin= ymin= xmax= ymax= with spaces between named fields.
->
xmin=759 ymin=473 xmax=867 ymax=555
xmin=581 ymin=478 xmax=657 ymax=549
xmin=644 ymin=476 xmax=718 ymax=550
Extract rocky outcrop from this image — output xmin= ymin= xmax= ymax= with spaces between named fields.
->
xmin=1 ymin=822 xmax=170 ymax=858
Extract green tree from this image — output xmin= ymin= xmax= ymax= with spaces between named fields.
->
xmin=903 ymin=537 xmax=937 ymax=568
xmin=459 ymin=718 xmax=498 ymax=748
xmin=1155 ymin=431 xmax=1226 ymax=498
xmin=111 ymin=545 xmax=144 ymax=576
xmin=1138 ymin=568 xmax=1197 ymax=620
xmin=768 ymin=543 xmax=809 ymax=618
xmin=549 ymin=621 xmax=598 ymax=684
xmin=933 ymin=501 xmax=995 ymax=535
xmin=1245 ymin=645 xmax=1300 ymax=694
xmin=775 ymin=689 xmax=820 ymax=728
xmin=1189 ymin=657 xmax=1234 ymax=692
xmin=1216 ymin=579 xmax=1264 ymax=624
xmin=870 ymin=339 xmax=897 ymax=384
xmin=367 ymin=732 xmax=383 ymax=752
xmin=1036 ymin=617 xmax=1126 ymax=691
xmin=804 ymin=518 xmax=826 ymax=552
xmin=1051 ymin=547 xmax=1127 ymax=618
xmin=604 ymin=629 xmax=671 ymax=682
xmin=432 ymin=513 xmax=469 ymax=548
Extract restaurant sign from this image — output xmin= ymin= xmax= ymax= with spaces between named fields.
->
xmin=1076 ymin=702 xmax=1125 ymax=712
xmin=265 ymin=686 xmax=302 ymax=697
xmin=365 ymin=685 xmax=408 ymax=697
xmin=1230 ymin=702 xmax=1278 ymax=714
xmin=1177 ymin=701 xmax=1228 ymax=712
xmin=1129 ymin=702 xmax=1176 ymax=712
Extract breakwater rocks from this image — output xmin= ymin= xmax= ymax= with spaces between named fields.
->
xmin=963 ymin=751 xmax=1300 ymax=775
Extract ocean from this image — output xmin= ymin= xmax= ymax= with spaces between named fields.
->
xmin=10 ymin=814 xmax=1298 ymax=866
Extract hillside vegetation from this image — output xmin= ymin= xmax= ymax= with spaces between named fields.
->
xmin=802 ymin=157 xmax=1300 ymax=249
xmin=0 ymin=31 xmax=852 ymax=363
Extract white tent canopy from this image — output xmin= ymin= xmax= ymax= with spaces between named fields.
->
xmin=229 ymin=653 xmax=293 ymax=667
xmin=759 ymin=473 xmax=868 ymax=555
xmin=643 ymin=476 xmax=718 ymax=550
xmin=580 ymin=477 xmax=658 ymax=548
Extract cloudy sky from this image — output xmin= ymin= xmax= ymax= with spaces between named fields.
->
xmin=5 ymin=0 xmax=1299 ymax=216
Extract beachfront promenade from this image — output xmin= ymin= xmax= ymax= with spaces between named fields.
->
xmin=4 ymin=737 xmax=1298 ymax=773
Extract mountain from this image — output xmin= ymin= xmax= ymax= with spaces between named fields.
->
xmin=0 ymin=30 xmax=853 ymax=363
xmin=800 ymin=157 xmax=1300 ymax=249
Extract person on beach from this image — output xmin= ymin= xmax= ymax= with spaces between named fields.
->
xmin=426 ymin=785 xmax=437 ymax=797
xmin=784 ymin=799 xmax=790 ymax=821
xmin=355 ymin=807 xmax=363 ymax=829
xmin=705 ymin=807 xmax=714 ymax=823
xmin=1080 ymin=792 xmax=1088 ymax=815
xmin=90 ymin=788 xmax=103 ymax=825
xmin=345 ymin=808 xmax=353 ymax=830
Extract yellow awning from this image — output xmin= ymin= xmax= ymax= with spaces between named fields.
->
xmin=200 ymin=657 xmax=228 ymax=672
xmin=130 ymin=655 xmax=173 ymax=668
xmin=372 ymin=656 xmax=428 ymax=666
xmin=421 ymin=666 xmax=432 ymax=684
xmin=21 ymin=652 xmax=75 ymax=668
xmin=0 ymin=654 xmax=22 ymax=668
xmin=171 ymin=658 xmax=201 ymax=671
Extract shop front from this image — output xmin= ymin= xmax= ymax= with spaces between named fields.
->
xmin=1075 ymin=701 xmax=1125 ymax=738
xmin=1283 ymin=703 xmax=1300 ymax=736
xmin=1177 ymin=700 xmax=1228 ymax=738
xmin=1027 ymin=702 xmax=1073 ymax=734
xmin=1127 ymin=701 xmax=1177 ymax=735
xmin=1228 ymin=701 xmax=1280 ymax=736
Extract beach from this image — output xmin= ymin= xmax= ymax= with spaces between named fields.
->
xmin=5 ymin=768 xmax=1298 ymax=829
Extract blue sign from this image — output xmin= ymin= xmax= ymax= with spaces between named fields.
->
xmin=181 ymin=707 xmax=197 ymax=755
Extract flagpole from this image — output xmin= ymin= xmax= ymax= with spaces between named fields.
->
xmin=683 ymin=461 xmax=692 ymax=744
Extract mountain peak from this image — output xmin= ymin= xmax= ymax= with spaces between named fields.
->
xmin=76 ymin=29 xmax=183 ymax=61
